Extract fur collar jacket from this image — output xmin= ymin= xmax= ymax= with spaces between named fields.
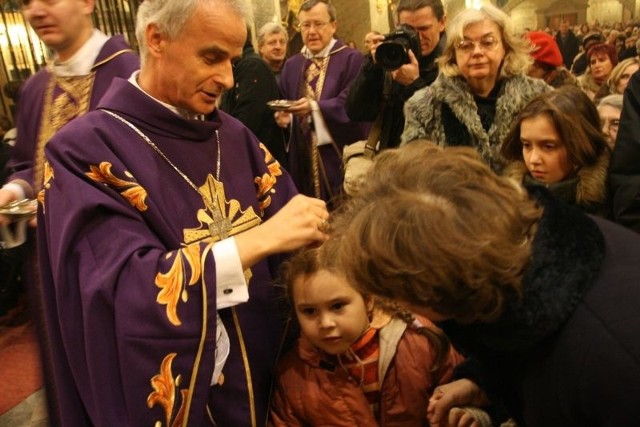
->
xmin=576 ymin=71 xmax=602 ymax=100
xmin=503 ymin=148 xmax=611 ymax=216
xmin=401 ymin=73 xmax=551 ymax=171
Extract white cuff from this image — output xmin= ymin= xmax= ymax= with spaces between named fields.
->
xmin=212 ymin=237 xmax=249 ymax=309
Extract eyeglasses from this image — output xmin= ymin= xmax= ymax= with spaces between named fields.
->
xmin=455 ymin=36 xmax=501 ymax=53
xmin=602 ymin=118 xmax=620 ymax=132
xmin=299 ymin=21 xmax=331 ymax=32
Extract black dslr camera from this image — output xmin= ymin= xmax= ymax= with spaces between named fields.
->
xmin=374 ymin=24 xmax=421 ymax=71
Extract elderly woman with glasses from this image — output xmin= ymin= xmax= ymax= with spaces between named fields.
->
xmin=401 ymin=4 xmax=551 ymax=172
xmin=597 ymin=94 xmax=623 ymax=150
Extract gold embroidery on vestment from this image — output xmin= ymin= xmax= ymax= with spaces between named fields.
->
xmin=85 ymin=162 xmax=148 ymax=211
xmin=37 ymin=160 xmax=55 ymax=210
xmin=35 ymin=73 xmax=95 ymax=194
xmin=147 ymin=353 xmax=188 ymax=427
xmin=255 ymin=143 xmax=283 ymax=215
xmin=155 ymin=244 xmax=201 ymax=326
xmin=183 ymin=174 xmax=261 ymax=246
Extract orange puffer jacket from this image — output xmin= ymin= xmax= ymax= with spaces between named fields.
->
xmin=270 ymin=316 xmax=464 ymax=426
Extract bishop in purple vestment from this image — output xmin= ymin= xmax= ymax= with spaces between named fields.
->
xmin=36 ymin=1 xmax=329 ymax=426
xmin=277 ymin=0 xmax=369 ymax=205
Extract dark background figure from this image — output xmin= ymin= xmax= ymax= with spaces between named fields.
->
xmin=220 ymin=29 xmax=289 ymax=168
xmin=346 ymin=0 xmax=447 ymax=151
xmin=609 ymin=67 xmax=640 ymax=232
xmin=555 ymin=20 xmax=580 ymax=69
xmin=0 ymin=115 xmax=13 ymax=185
xmin=286 ymin=9 xmax=304 ymax=57
xmin=618 ymin=34 xmax=638 ymax=61
xmin=571 ymin=31 xmax=605 ymax=76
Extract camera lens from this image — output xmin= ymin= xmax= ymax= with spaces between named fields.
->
xmin=375 ymin=42 xmax=409 ymax=71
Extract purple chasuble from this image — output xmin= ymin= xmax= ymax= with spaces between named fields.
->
xmin=279 ymin=40 xmax=370 ymax=205
xmin=7 ymin=35 xmax=140 ymax=196
xmin=37 ymin=78 xmax=298 ymax=426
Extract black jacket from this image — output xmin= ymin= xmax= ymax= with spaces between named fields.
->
xmin=345 ymin=35 xmax=445 ymax=150
xmin=609 ymin=69 xmax=640 ymax=232
xmin=555 ymin=30 xmax=580 ymax=69
xmin=219 ymin=44 xmax=288 ymax=168
xmin=443 ymin=188 xmax=640 ymax=426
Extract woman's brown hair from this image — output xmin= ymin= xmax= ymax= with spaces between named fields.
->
xmin=501 ymin=85 xmax=609 ymax=168
xmin=328 ymin=143 xmax=542 ymax=323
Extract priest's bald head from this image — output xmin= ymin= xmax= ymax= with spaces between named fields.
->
xmin=135 ymin=0 xmax=251 ymax=115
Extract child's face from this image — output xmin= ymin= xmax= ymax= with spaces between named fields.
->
xmin=293 ymin=270 xmax=372 ymax=355
xmin=520 ymin=113 xmax=574 ymax=184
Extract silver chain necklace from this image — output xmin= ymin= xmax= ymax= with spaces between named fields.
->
xmin=101 ymin=109 xmax=232 ymax=240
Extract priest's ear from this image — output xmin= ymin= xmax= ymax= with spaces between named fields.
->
xmin=144 ymin=23 xmax=168 ymax=59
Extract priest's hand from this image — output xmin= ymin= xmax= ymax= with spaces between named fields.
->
xmin=234 ymin=194 xmax=329 ymax=269
xmin=274 ymin=111 xmax=292 ymax=128
xmin=0 ymin=188 xmax=17 ymax=226
xmin=285 ymin=97 xmax=312 ymax=117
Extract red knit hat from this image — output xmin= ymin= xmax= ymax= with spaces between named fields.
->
xmin=526 ymin=31 xmax=563 ymax=68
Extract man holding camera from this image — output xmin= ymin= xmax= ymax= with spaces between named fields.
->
xmin=346 ymin=0 xmax=446 ymax=149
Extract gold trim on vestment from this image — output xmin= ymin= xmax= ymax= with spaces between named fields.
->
xmin=181 ymin=241 xmax=216 ymax=427
xmin=232 ymin=306 xmax=257 ymax=427
xmin=34 ymin=72 xmax=95 ymax=193
xmin=91 ymin=49 xmax=134 ymax=70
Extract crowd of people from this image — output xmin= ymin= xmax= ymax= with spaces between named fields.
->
xmin=0 ymin=0 xmax=639 ymax=426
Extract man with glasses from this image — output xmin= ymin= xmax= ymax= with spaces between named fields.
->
xmin=346 ymin=0 xmax=446 ymax=150
xmin=276 ymin=0 xmax=369 ymax=205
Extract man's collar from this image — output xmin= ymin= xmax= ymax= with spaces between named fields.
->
xmin=128 ymin=71 xmax=205 ymax=121
xmin=301 ymin=38 xmax=337 ymax=59
xmin=50 ymin=29 xmax=108 ymax=77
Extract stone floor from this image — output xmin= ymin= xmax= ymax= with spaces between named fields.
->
xmin=0 ymin=388 xmax=48 ymax=427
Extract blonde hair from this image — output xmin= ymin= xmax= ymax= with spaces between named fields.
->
xmin=328 ymin=143 xmax=541 ymax=323
xmin=437 ymin=4 xmax=532 ymax=79
xmin=607 ymin=57 xmax=640 ymax=94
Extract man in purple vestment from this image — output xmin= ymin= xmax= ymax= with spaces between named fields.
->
xmin=36 ymin=0 xmax=329 ymax=425
xmin=0 ymin=0 xmax=139 ymax=218
xmin=276 ymin=0 xmax=369 ymax=205
xmin=0 ymin=1 xmax=138 ymax=422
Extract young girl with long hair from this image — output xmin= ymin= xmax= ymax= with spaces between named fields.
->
xmin=501 ymin=85 xmax=610 ymax=216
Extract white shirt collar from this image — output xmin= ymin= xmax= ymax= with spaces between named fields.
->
xmin=50 ymin=29 xmax=109 ymax=77
xmin=128 ymin=71 xmax=205 ymax=121
xmin=301 ymin=38 xmax=337 ymax=59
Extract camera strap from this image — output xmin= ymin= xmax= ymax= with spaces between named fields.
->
xmin=363 ymin=73 xmax=393 ymax=159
